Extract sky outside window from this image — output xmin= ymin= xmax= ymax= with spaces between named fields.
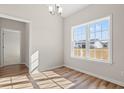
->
xmin=73 ymin=26 xmax=85 ymax=41
xmin=73 ymin=19 xmax=109 ymax=41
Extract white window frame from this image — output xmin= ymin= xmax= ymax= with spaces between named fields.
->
xmin=71 ymin=15 xmax=112 ymax=64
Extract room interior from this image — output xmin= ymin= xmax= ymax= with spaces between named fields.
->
xmin=0 ymin=4 xmax=124 ymax=89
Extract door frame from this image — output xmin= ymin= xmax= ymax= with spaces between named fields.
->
xmin=0 ymin=29 xmax=4 ymax=67
xmin=0 ymin=13 xmax=31 ymax=73
xmin=0 ymin=28 xmax=21 ymax=66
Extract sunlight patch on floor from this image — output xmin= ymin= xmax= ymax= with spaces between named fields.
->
xmin=0 ymin=85 xmax=12 ymax=89
xmin=0 ymin=75 xmax=33 ymax=89
xmin=12 ymin=82 xmax=33 ymax=89
xmin=52 ymin=77 xmax=75 ymax=89
xmin=12 ymin=75 xmax=29 ymax=83
xmin=0 ymin=70 xmax=75 ymax=89
xmin=30 ymin=73 xmax=47 ymax=80
xmin=31 ymin=71 xmax=75 ymax=89
xmin=43 ymin=71 xmax=61 ymax=78
xmin=0 ymin=77 xmax=11 ymax=85
xmin=36 ymin=80 xmax=61 ymax=89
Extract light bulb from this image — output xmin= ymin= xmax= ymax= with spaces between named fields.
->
xmin=58 ymin=7 xmax=62 ymax=15
xmin=56 ymin=4 xmax=60 ymax=8
xmin=49 ymin=5 xmax=53 ymax=12
xmin=49 ymin=5 xmax=55 ymax=15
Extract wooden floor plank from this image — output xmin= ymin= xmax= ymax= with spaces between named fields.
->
xmin=106 ymin=83 xmax=117 ymax=89
xmin=88 ymin=79 xmax=102 ymax=89
xmin=98 ymin=81 xmax=109 ymax=89
xmin=0 ymin=64 xmax=123 ymax=89
xmin=75 ymin=77 xmax=97 ymax=89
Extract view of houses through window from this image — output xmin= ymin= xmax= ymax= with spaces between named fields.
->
xmin=71 ymin=16 xmax=111 ymax=63
xmin=73 ymin=26 xmax=86 ymax=57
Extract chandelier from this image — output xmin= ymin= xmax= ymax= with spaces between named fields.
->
xmin=48 ymin=4 xmax=62 ymax=16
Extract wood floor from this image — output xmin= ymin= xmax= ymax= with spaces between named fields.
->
xmin=0 ymin=64 xmax=123 ymax=89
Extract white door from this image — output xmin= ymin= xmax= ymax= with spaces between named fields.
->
xmin=3 ymin=29 xmax=21 ymax=66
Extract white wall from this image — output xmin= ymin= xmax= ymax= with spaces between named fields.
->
xmin=0 ymin=5 xmax=64 ymax=71
xmin=64 ymin=5 xmax=124 ymax=85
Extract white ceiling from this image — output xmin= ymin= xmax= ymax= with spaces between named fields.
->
xmin=61 ymin=4 xmax=89 ymax=18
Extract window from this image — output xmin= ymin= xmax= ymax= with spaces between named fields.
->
xmin=71 ymin=16 xmax=112 ymax=63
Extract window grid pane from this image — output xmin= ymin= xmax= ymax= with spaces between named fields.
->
xmin=72 ymin=26 xmax=86 ymax=58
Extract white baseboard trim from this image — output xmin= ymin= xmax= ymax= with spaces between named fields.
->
xmin=0 ymin=63 xmax=27 ymax=67
xmin=39 ymin=65 xmax=64 ymax=72
xmin=24 ymin=62 xmax=29 ymax=68
xmin=64 ymin=64 xmax=124 ymax=87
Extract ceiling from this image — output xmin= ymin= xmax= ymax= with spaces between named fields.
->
xmin=61 ymin=4 xmax=89 ymax=18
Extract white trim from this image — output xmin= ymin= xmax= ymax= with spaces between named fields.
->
xmin=64 ymin=64 xmax=124 ymax=87
xmin=2 ymin=28 xmax=21 ymax=33
xmin=70 ymin=57 xmax=113 ymax=66
xmin=0 ymin=13 xmax=30 ymax=23
xmin=72 ymin=15 xmax=111 ymax=28
xmin=109 ymin=15 xmax=113 ymax=64
xmin=28 ymin=23 xmax=32 ymax=72
xmin=0 ymin=30 xmax=3 ymax=67
xmin=24 ymin=61 xmax=29 ymax=68
xmin=71 ymin=15 xmax=112 ymax=64
xmin=39 ymin=65 xmax=64 ymax=72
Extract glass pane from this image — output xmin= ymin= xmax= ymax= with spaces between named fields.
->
xmin=101 ymin=20 xmax=109 ymax=31
xmin=101 ymin=48 xmax=108 ymax=62
xmin=89 ymin=33 xmax=95 ymax=59
xmin=90 ymin=33 xmax=95 ymax=40
xmin=95 ymin=31 xmax=108 ymax=61
xmin=81 ymin=39 xmax=86 ymax=57
xmin=81 ymin=35 xmax=86 ymax=40
xmin=73 ymin=26 xmax=86 ymax=58
xmin=102 ymin=31 xmax=108 ymax=40
xmin=77 ymin=48 xmax=81 ymax=56
xmin=94 ymin=39 xmax=103 ymax=59
xmin=74 ymin=48 xmax=78 ymax=56
xmin=90 ymin=40 xmax=95 ymax=59
xmin=96 ymin=32 xmax=102 ymax=40
xmin=101 ymin=40 xmax=108 ymax=61
xmin=90 ymin=24 xmax=95 ymax=33
xmin=82 ymin=48 xmax=86 ymax=57
xmin=96 ymin=23 xmax=101 ymax=32
xmin=101 ymin=40 xmax=108 ymax=48
xmin=95 ymin=48 xmax=102 ymax=59
xmin=73 ymin=30 xmax=77 ymax=41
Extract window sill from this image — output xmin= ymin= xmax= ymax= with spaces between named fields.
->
xmin=70 ymin=56 xmax=112 ymax=64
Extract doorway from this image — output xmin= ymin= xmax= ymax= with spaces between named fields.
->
xmin=0 ymin=29 xmax=21 ymax=66
xmin=0 ymin=14 xmax=31 ymax=73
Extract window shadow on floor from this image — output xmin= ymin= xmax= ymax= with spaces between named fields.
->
xmin=30 ymin=71 xmax=75 ymax=89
